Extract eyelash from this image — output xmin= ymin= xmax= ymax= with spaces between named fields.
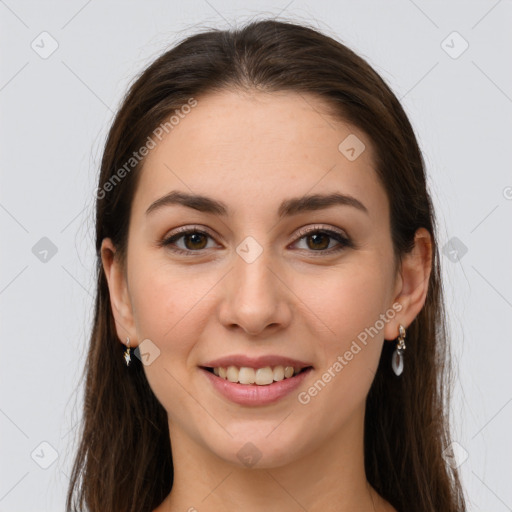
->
xmin=159 ymin=224 xmax=354 ymax=257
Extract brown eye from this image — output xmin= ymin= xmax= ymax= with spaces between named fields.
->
xmin=182 ymin=232 xmax=208 ymax=250
xmin=292 ymin=227 xmax=353 ymax=254
xmin=305 ymin=232 xmax=331 ymax=251
xmin=161 ymin=228 xmax=217 ymax=255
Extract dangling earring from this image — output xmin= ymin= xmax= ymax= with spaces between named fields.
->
xmin=391 ymin=324 xmax=406 ymax=376
xmin=124 ymin=337 xmax=131 ymax=367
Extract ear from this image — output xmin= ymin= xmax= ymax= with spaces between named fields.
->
xmin=100 ymin=238 xmax=138 ymax=347
xmin=384 ymin=227 xmax=433 ymax=341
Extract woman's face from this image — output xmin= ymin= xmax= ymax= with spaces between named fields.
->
xmin=107 ymin=90 xmax=407 ymax=468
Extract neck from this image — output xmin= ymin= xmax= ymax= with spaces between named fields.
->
xmin=155 ymin=406 xmax=392 ymax=512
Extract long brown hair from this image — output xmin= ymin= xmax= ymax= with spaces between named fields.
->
xmin=66 ymin=18 xmax=467 ymax=512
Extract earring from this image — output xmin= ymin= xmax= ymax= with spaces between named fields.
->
xmin=391 ymin=324 xmax=406 ymax=376
xmin=123 ymin=337 xmax=131 ymax=367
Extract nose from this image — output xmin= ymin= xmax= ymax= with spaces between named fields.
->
xmin=217 ymin=245 xmax=292 ymax=337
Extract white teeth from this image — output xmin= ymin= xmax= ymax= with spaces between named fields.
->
xmin=255 ymin=367 xmax=274 ymax=385
xmin=284 ymin=366 xmax=294 ymax=378
xmin=209 ymin=364 xmax=306 ymax=385
xmin=238 ymin=367 xmax=255 ymax=384
xmin=226 ymin=365 xmax=239 ymax=383
xmin=273 ymin=365 xmax=285 ymax=381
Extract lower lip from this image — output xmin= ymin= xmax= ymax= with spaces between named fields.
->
xmin=200 ymin=367 xmax=313 ymax=406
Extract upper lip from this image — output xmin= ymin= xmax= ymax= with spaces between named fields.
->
xmin=201 ymin=355 xmax=313 ymax=369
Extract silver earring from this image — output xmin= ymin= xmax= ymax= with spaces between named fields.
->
xmin=124 ymin=337 xmax=131 ymax=367
xmin=392 ymin=324 xmax=406 ymax=376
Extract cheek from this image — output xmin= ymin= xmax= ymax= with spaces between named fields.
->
xmin=296 ymin=259 xmax=391 ymax=402
xmin=306 ymin=261 xmax=391 ymax=347
xmin=127 ymin=253 xmax=223 ymax=375
xmin=127 ymin=259 xmax=213 ymax=414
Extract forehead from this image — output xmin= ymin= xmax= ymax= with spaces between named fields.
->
xmin=133 ymin=89 xmax=387 ymax=222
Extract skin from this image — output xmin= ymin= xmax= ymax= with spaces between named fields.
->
xmin=101 ymin=89 xmax=432 ymax=512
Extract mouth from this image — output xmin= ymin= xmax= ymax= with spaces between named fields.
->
xmin=200 ymin=364 xmax=313 ymax=386
xmin=199 ymin=358 xmax=314 ymax=406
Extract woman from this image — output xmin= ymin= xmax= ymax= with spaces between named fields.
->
xmin=66 ymin=18 xmax=467 ymax=512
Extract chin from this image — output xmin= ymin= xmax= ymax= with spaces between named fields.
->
xmin=204 ymin=427 xmax=309 ymax=470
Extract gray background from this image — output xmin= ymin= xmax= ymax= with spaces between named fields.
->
xmin=1 ymin=0 xmax=511 ymax=510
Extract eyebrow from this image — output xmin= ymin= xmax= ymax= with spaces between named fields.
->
xmin=145 ymin=190 xmax=369 ymax=218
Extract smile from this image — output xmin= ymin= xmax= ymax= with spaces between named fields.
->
xmin=200 ymin=365 xmax=313 ymax=406
xmin=203 ymin=365 xmax=308 ymax=385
